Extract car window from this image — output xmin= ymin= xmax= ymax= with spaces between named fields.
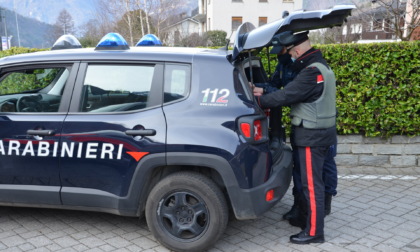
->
xmin=80 ymin=64 xmax=156 ymax=112
xmin=164 ymin=64 xmax=190 ymax=103
xmin=0 ymin=67 xmax=70 ymax=113
xmin=233 ymin=67 xmax=253 ymax=102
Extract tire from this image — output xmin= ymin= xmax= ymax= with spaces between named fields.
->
xmin=145 ymin=171 xmax=228 ymax=252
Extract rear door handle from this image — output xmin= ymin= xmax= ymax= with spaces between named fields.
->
xmin=27 ymin=129 xmax=56 ymax=136
xmin=125 ymin=129 xmax=156 ymax=136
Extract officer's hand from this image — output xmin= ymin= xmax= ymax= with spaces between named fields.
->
xmin=253 ymin=87 xmax=263 ymax=96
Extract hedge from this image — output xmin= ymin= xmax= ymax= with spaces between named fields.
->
xmin=0 ymin=47 xmax=48 ymax=58
xmin=259 ymin=41 xmax=420 ymax=137
xmin=1 ymin=43 xmax=419 ymax=137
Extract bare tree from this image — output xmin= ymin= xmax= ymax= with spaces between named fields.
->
xmin=79 ymin=19 xmax=103 ymax=47
xmin=354 ymin=0 xmax=420 ymax=41
xmin=92 ymin=0 xmax=122 ymax=37
xmin=53 ymin=9 xmax=75 ymax=38
xmin=89 ymin=0 xmax=187 ymax=45
xmin=149 ymin=0 xmax=188 ymax=39
xmin=135 ymin=0 xmax=152 ymax=36
xmin=123 ymin=0 xmax=135 ymax=45
xmin=136 ymin=0 xmax=146 ymax=36
xmin=144 ymin=0 xmax=152 ymax=35
xmin=305 ymin=0 xmax=419 ymax=43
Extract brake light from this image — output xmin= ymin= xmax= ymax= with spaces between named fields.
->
xmin=240 ymin=123 xmax=251 ymax=138
xmin=266 ymin=189 xmax=274 ymax=202
xmin=254 ymin=120 xmax=262 ymax=141
xmin=238 ymin=115 xmax=267 ymax=143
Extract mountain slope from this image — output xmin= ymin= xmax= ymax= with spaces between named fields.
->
xmin=0 ymin=8 xmax=55 ymax=48
xmin=0 ymin=0 xmax=98 ymax=27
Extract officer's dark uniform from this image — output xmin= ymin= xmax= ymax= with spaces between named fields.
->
xmin=257 ymin=31 xmax=337 ymax=244
xmin=255 ymin=34 xmax=296 ymax=144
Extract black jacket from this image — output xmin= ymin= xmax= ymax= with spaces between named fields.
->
xmin=257 ymin=48 xmax=337 ymax=147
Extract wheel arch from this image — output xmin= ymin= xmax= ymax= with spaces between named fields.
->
xmin=126 ymin=152 xmax=240 ymax=217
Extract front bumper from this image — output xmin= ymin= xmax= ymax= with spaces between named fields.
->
xmin=228 ymin=144 xmax=293 ymax=220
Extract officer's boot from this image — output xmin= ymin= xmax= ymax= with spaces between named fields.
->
xmin=288 ymin=195 xmax=307 ymax=230
xmin=325 ymin=193 xmax=332 ymax=216
xmin=283 ymin=194 xmax=300 ymax=220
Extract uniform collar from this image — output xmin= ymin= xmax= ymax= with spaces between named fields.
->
xmin=291 ymin=48 xmax=322 ymax=72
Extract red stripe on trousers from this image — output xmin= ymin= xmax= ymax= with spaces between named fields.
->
xmin=306 ymin=146 xmax=317 ymax=236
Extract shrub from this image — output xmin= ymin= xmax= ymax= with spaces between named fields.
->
xmin=206 ymin=30 xmax=228 ymax=47
xmin=259 ymin=41 xmax=420 ymax=137
xmin=0 ymin=47 xmax=48 ymax=58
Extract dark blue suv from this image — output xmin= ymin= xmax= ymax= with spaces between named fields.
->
xmin=0 ymin=5 xmax=354 ymax=252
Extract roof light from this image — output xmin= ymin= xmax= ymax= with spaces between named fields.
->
xmin=95 ymin=33 xmax=129 ymax=51
xmin=136 ymin=34 xmax=162 ymax=46
xmin=51 ymin=34 xmax=82 ymax=50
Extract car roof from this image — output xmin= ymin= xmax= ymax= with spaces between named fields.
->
xmin=0 ymin=46 xmax=229 ymax=66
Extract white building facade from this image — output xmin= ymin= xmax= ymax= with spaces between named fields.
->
xmin=163 ymin=18 xmax=202 ymax=46
xmin=199 ymin=0 xmax=303 ymax=42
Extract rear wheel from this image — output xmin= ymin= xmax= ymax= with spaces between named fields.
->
xmin=145 ymin=171 xmax=228 ymax=252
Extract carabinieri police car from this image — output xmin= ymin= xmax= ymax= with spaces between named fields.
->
xmin=0 ymin=5 xmax=354 ymax=252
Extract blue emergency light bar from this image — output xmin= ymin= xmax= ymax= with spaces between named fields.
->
xmin=95 ymin=33 xmax=130 ymax=51
xmin=136 ymin=34 xmax=162 ymax=46
xmin=51 ymin=34 xmax=82 ymax=50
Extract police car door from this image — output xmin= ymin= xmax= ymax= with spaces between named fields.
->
xmin=59 ymin=61 xmax=166 ymax=212
xmin=0 ymin=63 xmax=77 ymax=205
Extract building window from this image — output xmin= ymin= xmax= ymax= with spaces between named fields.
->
xmin=372 ymin=19 xmax=383 ymax=31
xmin=259 ymin=0 xmax=268 ymax=2
xmin=259 ymin=17 xmax=268 ymax=26
xmin=384 ymin=19 xmax=392 ymax=32
xmin=232 ymin=0 xmax=242 ymax=2
xmin=283 ymin=0 xmax=294 ymax=2
xmin=232 ymin=17 xmax=243 ymax=31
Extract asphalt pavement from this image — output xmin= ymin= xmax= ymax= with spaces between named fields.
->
xmin=0 ymin=166 xmax=419 ymax=252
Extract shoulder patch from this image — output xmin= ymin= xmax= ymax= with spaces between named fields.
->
xmin=316 ymin=74 xmax=324 ymax=84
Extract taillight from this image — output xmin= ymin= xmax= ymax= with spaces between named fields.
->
xmin=240 ymin=123 xmax=251 ymax=138
xmin=238 ymin=115 xmax=268 ymax=143
xmin=266 ymin=189 xmax=275 ymax=202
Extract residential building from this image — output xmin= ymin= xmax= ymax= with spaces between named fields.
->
xmin=163 ymin=0 xmax=303 ymax=46
xmin=200 ymin=0 xmax=303 ymax=43
xmin=342 ymin=0 xmax=419 ymax=43
xmin=163 ymin=14 xmax=202 ymax=46
xmin=404 ymin=0 xmax=420 ymax=40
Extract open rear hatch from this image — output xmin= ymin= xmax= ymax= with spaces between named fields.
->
xmin=231 ymin=4 xmax=356 ymax=61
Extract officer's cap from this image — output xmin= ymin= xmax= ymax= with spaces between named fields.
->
xmin=277 ymin=31 xmax=309 ymax=49
xmin=269 ymin=34 xmax=284 ymax=54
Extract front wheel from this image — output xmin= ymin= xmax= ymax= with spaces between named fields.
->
xmin=145 ymin=171 xmax=228 ymax=252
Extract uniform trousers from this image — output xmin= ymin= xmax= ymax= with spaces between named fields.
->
xmin=292 ymin=144 xmax=337 ymax=196
xmin=297 ymin=145 xmax=329 ymax=236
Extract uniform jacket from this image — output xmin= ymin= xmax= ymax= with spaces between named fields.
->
xmin=257 ymin=48 xmax=337 ymax=147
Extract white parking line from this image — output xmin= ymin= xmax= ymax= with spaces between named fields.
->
xmin=339 ymin=174 xmax=419 ymax=180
